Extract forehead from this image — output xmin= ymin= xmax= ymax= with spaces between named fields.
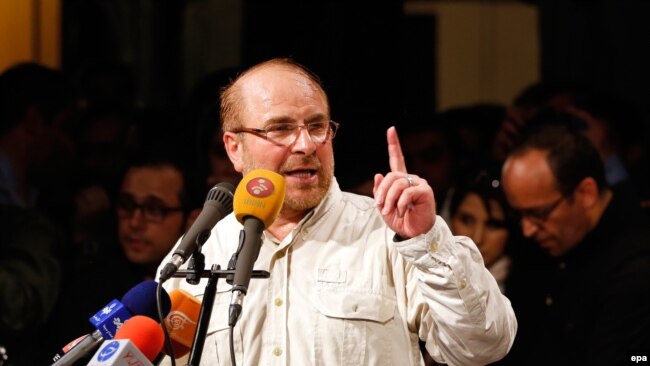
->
xmin=121 ymin=165 xmax=184 ymax=202
xmin=502 ymin=150 xmax=559 ymax=203
xmin=459 ymin=192 xmax=505 ymax=219
xmin=459 ymin=193 xmax=489 ymax=215
xmin=238 ymin=65 xmax=328 ymax=122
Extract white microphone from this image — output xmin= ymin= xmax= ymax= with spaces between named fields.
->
xmin=87 ymin=315 xmax=164 ymax=365
xmin=87 ymin=339 xmax=152 ymax=366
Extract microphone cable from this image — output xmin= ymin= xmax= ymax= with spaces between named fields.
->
xmin=157 ymin=282 xmax=177 ymax=366
xmin=230 ymin=325 xmax=237 ymax=366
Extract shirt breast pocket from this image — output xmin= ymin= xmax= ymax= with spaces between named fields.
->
xmin=312 ymin=288 xmax=397 ymax=366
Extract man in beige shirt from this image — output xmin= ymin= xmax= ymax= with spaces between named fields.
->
xmin=159 ymin=58 xmax=517 ymax=366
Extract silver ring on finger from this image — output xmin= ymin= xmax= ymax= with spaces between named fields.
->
xmin=405 ymin=175 xmax=414 ymax=187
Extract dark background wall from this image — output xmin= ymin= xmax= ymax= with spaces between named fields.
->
xmin=59 ymin=0 xmax=649 ymax=190
xmin=537 ymin=0 xmax=650 ymax=159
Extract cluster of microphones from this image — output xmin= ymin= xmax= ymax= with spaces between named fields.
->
xmin=49 ymin=280 xmax=201 ymax=366
xmin=50 ymin=169 xmax=285 ymax=365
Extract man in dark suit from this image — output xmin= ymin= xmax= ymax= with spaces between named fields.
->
xmin=500 ymin=123 xmax=650 ymax=365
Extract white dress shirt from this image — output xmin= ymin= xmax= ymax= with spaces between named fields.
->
xmin=158 ymin=179 xmax=517 ymax=366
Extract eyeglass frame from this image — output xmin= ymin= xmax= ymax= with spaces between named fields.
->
xmin=229 ymin=120 xmax=340 ymax=146
xmin=515 ymin=194 xmax=567 ymax=225
xmin=116 ymin=193 xmax=184 ymax=223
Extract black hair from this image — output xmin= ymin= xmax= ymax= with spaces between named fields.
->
xmin=512 ymin=113 xmax=608 ymax=196
xmin=118 ymin=109 xmax=203 ymax=216
xmin=450 ymin=169 xmax=518 ymax=233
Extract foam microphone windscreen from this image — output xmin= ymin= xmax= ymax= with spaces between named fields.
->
xmin=233 ymin=169 xmax=285 ymax=228
xmin=114 ymin=315 xmax=164 ymax=362
xmin=121 ymin=280 xmax=172 ymax=319
xmin=164 ymin=289 xmax=201 ymax=357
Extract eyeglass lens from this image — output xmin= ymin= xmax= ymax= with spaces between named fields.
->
xmin=116 ymin=194 xmax=181 ymax=221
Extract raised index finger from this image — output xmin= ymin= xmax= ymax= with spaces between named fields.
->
xmin=387 ymin=126 xmax=407 ymax=173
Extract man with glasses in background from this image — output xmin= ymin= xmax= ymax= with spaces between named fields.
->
xmin=500 ymin=122 xmax=650 ymax=365
xmin=116 ymin=153 xmax=193 ymax=278
xmin=41 ymin=145 xmax=199 ymax=364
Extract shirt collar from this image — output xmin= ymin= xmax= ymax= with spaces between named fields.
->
xmin=263 ymin=177 xmax=343 ymax=245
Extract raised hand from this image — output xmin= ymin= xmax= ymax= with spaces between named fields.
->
xmin=373 ymin=126 xmax=436 ymax=239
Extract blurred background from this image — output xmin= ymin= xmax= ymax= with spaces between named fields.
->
xmin=1 ymin=0 xmax=648 ymax=190
xmin=3 ymin=2 xmax=648 ymax=365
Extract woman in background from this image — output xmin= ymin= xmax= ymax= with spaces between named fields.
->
xmin=449 ymin=171 xmax=519 ymax=293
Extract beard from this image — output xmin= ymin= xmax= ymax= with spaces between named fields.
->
xmin=241 ymin=147 xmax=334 ymax=212
xmin=282 ymin=157 xmax=333 ymax=211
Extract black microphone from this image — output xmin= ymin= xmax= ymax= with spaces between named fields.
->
xmin=229 ymin=170 xmax=285 ymax=326
xmin=159 ymin=182 xmax=235 ymax=282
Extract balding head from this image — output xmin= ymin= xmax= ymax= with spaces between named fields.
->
xmin=220 ymin=58 xmax=329 ymax=133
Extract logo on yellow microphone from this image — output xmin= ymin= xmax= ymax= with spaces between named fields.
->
xmin=246 ymin=178 xmax=275 ymax=198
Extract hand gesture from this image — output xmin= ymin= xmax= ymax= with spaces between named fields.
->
xmin=373 ymin=126 xmax=436 ymax=239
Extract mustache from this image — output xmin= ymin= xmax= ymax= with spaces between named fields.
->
xmin=280 ymin=155 xmax=322 ymax=172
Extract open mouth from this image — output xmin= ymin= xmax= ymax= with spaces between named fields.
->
xmin=285 ymin=168 xmax=317 ymax=179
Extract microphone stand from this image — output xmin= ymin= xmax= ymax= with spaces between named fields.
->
xmin=185 ymin=230 xmax=210 ymax=286
xmin=171 ymin=265 xmax=269 ymax=366
xmin=187 ymin=263 xmax=220 ymax=366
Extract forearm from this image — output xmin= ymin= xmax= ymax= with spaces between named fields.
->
xmin=395 ymin=217 xmax=517 ymax=365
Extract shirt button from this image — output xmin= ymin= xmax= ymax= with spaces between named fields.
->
xmin=430 ymin=242 xmax=438 ymax=252
xmin=274 ymin=298 xmax=283 ymax=306
xmin=459 ymin=278 xmax=467 ymax=289
xmin=273 ymin=347 xmax=282 ymax=356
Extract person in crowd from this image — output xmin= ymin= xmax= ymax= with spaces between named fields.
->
xmin=0 ymin=205 xmax=63 ymax=366
xmin=114 ymin=151 xmax=195 ymax=278
xmin=449 ymin=170 xmax=518 ymax=294
xmin=158 ymin=57 xmax=517 ymax=365
xmin=0 ymin=62 xmax=79 ymax=231
xmin=490 ymin=83 xmax=647 ymax=199
xmin=0 ymin=62 xmax=78 ymax=366
xmin=500 ymin=123 xmax=650 ymax=365
xmin=41 ymin=139 xmax=200 ymax=364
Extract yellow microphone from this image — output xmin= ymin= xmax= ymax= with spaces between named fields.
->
xmin=233 ymin=169 xmax=285 ymax=228
xmin=230 ymin=169 xmax=285 ymax=326
xmin=164 ymin=289 xmax=201 ymax=358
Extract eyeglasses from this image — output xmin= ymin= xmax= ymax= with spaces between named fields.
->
xmin=230 ymin=120 xmax=339 ymax=146
xmin=116 ymin=194 xmax=183 ymax=222
xmin=515 ymin=195 xmax=565 ymax=225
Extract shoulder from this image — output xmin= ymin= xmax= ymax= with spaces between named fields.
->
xmin=340 ymin=191 xmax=377 ymax=212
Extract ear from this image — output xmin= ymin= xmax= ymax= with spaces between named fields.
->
xmin=223 ymin=131 xmax=244 ymax=172
xmin=574 ymin=177 xmax=599 ymax=209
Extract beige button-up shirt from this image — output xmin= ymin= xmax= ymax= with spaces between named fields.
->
xmin=159 ymin=179 xmax=517 ymax=366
